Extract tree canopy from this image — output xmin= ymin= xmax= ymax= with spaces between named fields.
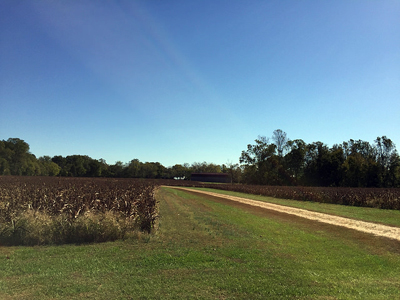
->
xmin=1 ymin=133 xmax=399 ymax=187
xmin=240 ymin=131 xmax=400 ymax=188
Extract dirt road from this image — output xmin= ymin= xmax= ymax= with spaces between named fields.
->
xmin=169 ymin=187 xmax=400 ymax=242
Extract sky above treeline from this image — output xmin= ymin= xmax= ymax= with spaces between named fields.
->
xmin=1 ymin=0 xmax=399 ymax=167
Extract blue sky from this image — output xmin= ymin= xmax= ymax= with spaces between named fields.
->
xmin=1 ymin=0 xmax=399 ymax=167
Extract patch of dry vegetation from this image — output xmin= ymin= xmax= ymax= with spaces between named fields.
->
xmin=0 ymin=176 xmax=158 ymax=245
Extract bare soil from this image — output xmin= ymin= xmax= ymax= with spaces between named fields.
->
xmin=169 ymin=187 xmax=400 ymax=244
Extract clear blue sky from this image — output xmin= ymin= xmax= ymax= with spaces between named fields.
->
xmin=1 ymin=0 xmax=399 ymax=167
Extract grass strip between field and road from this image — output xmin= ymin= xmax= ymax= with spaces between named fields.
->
xmin=182 ymin=186 xmax=400 ymax=228
xmin=1 ymin=186 xmax=400 ymax=299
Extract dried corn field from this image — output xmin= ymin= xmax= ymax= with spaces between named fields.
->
xmin=209 ymin=185 xmax=400 ymax=209
xmin=0 ymin=176 xmax=159 ymax=245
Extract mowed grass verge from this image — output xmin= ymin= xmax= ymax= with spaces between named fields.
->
xmin=0 ymin=187 xmax=399 ymax=299
xmin=186 ymin=186 xmax=400 ymax=227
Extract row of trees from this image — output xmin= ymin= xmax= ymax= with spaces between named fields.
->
xmin=240 ymin=130 xmax=400 ymax=187
xmin=2 ymin=133 xmax=399 ymax=187
xmin=0 ymin=138 xmax=61 ymax=177
xmin=0 ymin=138 xmax=240 ymax=180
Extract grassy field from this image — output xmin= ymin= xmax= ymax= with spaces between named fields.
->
xmin=1 ymin=187 xmax=400 ymax=299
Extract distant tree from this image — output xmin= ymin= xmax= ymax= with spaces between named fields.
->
xmin=38 ymin=156 xmax=61 ymax=176
xmin=191 ymin=161 xmax=221 ymax=174
xmin=51 ymin=155 xmax=68 ymax=176
xmin=0 ymin=157 xmax=11 ymax=175
xmin=375 ymin=136 xmax=395 ymax=168
xmin=182 ymin=163 xmax=192 ymax=179
xmin=0 ymin=138 xmax=41 ymax=175
xmin=5 ymin=138 xmax=29 ymax=175
xmin=303 ymin=142 xmax=327 ymax=186
xmin=241 ymin=164 xmax=257 ymax=184
xmin=170 ymin=164 xmax=188 ymax=179
xmin=272 ymin=129 xmax=289 ymax=158
xmin=285 ymin=139 xmax=306 ymax=180
xmin=240 ymin=136 xmax=275 ymax=166
xmin=0 ymin=140 xmax=11 ymax=175
xmin=86 ymin=158 xmax=104 ymax=177
xmin=108 ymin=161 xmax=125 ymax=177
xmin=66 ymin=155 xmax=87 ymax=177
xmin=154 ymin=162 xmax=167 ymax=178
xmin=123 ymin=159 xmax=140 ymax=178
xmin=307 ymin=142 xmax=345 ymax=187
xmin=328 ymin=145 xmax=345 ymax=186
xmin=374 ymin=136 xmax=399 ymax=187
xmin=240 ymin=135 xmax=277 ymax=184
xmin=221 ymin=161 xmax=242 ymax=183
xmin=140 ymin=162 xmax=166 ymax=178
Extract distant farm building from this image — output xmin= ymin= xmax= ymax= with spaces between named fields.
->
xmin=190 ymin=173 xmax=231 ymax=183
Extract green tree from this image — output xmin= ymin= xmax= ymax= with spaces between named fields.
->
xmin=375 ymin=136 xmax=398 ymax=187
xmin=285 ymin=139 xmax=306 ymax=183
xmin=221 ymin=161 xmax=242 ymax=183
xmin=191 ymin=162 xmax=221 ymax=174
xmin=170 ymin=164 xmax=188 ymax=179
xmin=38 ymin=156 xmax=61 ymax=176
xmin=125 ymin=159 xmax=142 ymax=178
xmin=0 ymin=140 xmax=12 ymax=175
xmin=0 ymin=157 xmax=11 ymax=175
xmin=5 ymin=138 xmax=30 ymax=175
xmin=141 ymin=162 xmax=166 ymax=178
xmin=108 ymin=161 xmax=125 ymax=177
xmin=303 ymin=142 xmax=329 ymax=186
xmin=240 ymin=136 xmax=277 ymax=184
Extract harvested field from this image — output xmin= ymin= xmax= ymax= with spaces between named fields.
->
xmin=0 ymin=176 xmax=159 ymax=245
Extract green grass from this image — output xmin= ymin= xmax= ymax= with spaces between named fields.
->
xmin=188 ymin=187 xmax=400 ymax=227
xmin=1 ymin=187 xmax=400 ymax=299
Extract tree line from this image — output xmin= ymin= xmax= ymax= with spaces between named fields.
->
xmin=0 ymin=138 xmax=238 ymax=180
xmin=1 ymin=133 xmax=399 ymax=187
xmin=240 ymin=130 xmax=400 ymax=187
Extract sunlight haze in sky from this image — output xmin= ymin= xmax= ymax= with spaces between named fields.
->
xmin=1 ymin=0 xmax=399 ymax=167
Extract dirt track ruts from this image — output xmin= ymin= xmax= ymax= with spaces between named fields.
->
xmin=168 ymin=186 xmax=400 ymax=242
